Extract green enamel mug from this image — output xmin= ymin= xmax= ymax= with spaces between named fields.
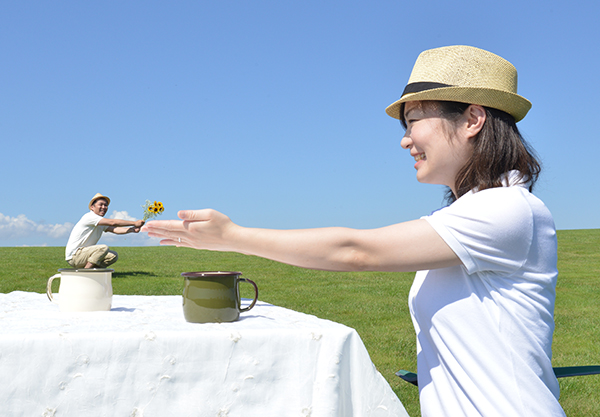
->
xmin=181 ymin=271 xmax=259 ymax=323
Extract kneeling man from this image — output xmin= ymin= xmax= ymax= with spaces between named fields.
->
xmin=65 ymin=193 xmax=145 ymax=269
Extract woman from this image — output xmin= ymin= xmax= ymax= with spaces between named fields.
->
xmin=143 ymin=45 xmax=565 ymax=416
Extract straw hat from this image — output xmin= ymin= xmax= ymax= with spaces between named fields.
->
xmin=89 ymin=193 xmax=110 ymax=209
xmin=385 ymin=45 xmax=531 ymax=122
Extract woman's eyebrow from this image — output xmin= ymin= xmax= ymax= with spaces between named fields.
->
xmin=404 ymin=108 xmax=418 ymax=120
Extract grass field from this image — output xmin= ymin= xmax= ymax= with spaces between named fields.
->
xmin=1 ymin=228 xmax=599 ymax=416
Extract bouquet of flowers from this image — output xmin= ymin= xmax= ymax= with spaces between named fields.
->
xmin=142 ymin=200 xmax=165 ymax=221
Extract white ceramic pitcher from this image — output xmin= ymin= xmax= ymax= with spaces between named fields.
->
xmin=46 ymin=268 xmax=114 ymax=312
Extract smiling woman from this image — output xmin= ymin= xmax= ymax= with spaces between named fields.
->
xmin=400 ymin=101 xmax=480 ymax=194
xmin=399 ymin=100 xmax=541 ymax=203
xmin=143 ymin=45 xmax=565 ymax=416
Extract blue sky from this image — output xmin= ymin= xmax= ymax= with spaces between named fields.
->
xmin=1 ymin=0 xmax=599 ymax=247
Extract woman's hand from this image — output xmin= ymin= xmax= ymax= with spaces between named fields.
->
xmin=142 ymin=209 xmax=240 ymax=251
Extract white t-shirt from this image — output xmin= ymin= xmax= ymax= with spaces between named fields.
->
xmin=65 ymin=212 xmax=108 ymax=261
xmin=411 ymin=172 xmax=565 ymax=416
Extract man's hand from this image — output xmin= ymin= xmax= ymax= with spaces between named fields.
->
xmin=128 ymin=220 xmax=145 ymax=233
xmin=109 ymin=220 xmax=144 ymax=235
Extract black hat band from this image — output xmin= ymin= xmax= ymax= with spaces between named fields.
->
xmin=402 ymin=81 xmax=452 ymax=97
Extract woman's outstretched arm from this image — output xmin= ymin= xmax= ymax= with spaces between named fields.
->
xmin=142 ymin=209 xmax=461 ymax=272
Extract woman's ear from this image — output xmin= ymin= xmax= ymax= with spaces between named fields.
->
xmin=465 ymin=104 xmax=486 ymax=139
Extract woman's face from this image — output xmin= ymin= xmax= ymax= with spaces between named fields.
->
xmin=400 ymin=101 xmax=474 ymax=195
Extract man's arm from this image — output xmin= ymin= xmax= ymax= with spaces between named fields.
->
xmin=98 ymin=218 xmax=144 ymax=234
xmin=108 ymin=226 xmax=143 ymax=234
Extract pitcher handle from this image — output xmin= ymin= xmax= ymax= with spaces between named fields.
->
xmin=46 ymin=274 xmax=61 ymax=304
xmin=239 ymin=278 xmax=259 ymax=312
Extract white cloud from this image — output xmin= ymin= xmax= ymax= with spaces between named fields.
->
xmin=109 ymin=210 xmax=137 ymax=221
xmin=0 ymin=212 xmax=74 ymax=240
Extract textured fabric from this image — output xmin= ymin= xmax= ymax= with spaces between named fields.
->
xmin=1 ymin=291 xmax=409 ymax=417
xmin=68 ymin=244 xmax=118 ymax=268
xmin=65 ymin=212 xmax=107 ymax=261
xmin=410 ymin=172 xmax=565 ymax=416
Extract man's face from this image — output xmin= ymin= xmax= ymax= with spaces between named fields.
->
xmin=91 ymin=199 xmax=109 ymax=217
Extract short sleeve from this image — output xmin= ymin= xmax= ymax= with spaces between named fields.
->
xmin=425 ymin=187 xmax=534 ymax=275
xmin=81 ymin=212 xmax=105 ymax=228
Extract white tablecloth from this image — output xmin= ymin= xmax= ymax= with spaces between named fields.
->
xmin=0 ymin=291 xmax=408 ymax=417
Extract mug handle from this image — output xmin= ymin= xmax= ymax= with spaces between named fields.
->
xmin=238 ymin=278 xmax=259 ymax=312
xmin=46 ymin=274 xmax=61 ymax=304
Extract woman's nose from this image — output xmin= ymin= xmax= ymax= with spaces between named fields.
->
xmin=400 ymin=134 xmax=412 ymax=150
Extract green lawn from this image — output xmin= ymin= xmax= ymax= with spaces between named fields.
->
xmin=1 ymin=228 xmax=599 ymax=416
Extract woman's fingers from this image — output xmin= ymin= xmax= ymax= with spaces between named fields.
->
xmin=142 ymin=219 xmax=183 ymax=231
xmin=142 ymin=220 xmax=188 ymax=241
xmin=178 ymin=209 xmax=215 ymax=221
xmin=142 ymin=209 xmax=233 ymax=251
xmin=159 ymin=237 xmax=189 ymax=247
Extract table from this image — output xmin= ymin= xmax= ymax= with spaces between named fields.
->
xmin=0 ymin=292 xmax=409 ymax=417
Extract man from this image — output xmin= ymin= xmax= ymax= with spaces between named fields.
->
xmin=65 ymin=193 xmax=145 ymax=269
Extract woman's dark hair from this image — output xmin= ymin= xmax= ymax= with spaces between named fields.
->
xmin=400 ymin=101 xmax=541 ymax=203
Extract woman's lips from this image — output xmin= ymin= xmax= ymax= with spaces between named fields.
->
xmin=413 ymin=153 xmax=426 ymax=168
xmin=414 ymin=153 xmax=426 ymax=162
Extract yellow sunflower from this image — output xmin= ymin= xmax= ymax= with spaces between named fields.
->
xmin=142 ymin=199 xmax=166 ymax=221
